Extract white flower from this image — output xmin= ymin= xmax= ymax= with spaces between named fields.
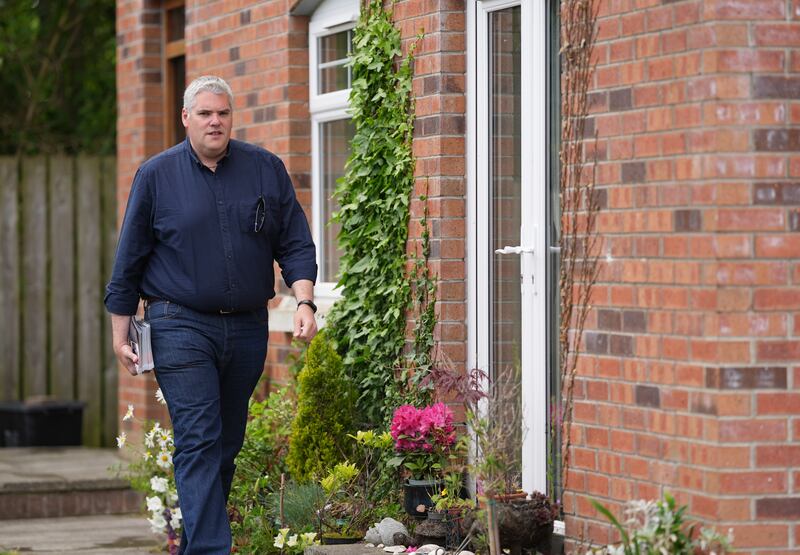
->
xmin=143 ymin=451 xmax=152 ymax=461
xmin=155 ymin=388 xmax=167 ymax=405
xmin=273 ymin=533 xmax=286 ymax=549
xmin=150 ymin=476 xmax=169 ymax=493
xmin=287 ymin=534 xmax=298 ymax=547
xmin=167 ymin=489 xmax=179 ymax=504
xmin=156 ymin=450 xmax=173 ymax=469
xmin=148 ymin=512 xmax=167 ymax=534
xmin=123 ymin=404 xmax=135 ymax=421
xmin=301 ymin=532 xmax=317 ymax=546
xmin=144 ymin=431 xmax=155 ymax=449
xmin=157 ymin=429 xmax=173 ymax=448
xmin=116 ymin=432 xmax=127 ymax=449
xmin=146 ymin=496 xmax=164 ymax=513
xmin=170 ymin=507 xmax=182 ymax=530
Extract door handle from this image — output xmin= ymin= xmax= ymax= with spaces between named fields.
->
xmin=494 ymin=245 xmax=535 ymax=255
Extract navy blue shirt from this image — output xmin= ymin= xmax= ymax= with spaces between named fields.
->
xmin=105 ymin=138 xmax=317 ymax=315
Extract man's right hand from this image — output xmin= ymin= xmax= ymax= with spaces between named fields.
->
xmin=111 ymin=313 xmax=140 ymax=376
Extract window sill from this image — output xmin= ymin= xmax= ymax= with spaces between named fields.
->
xmin=268 ymin=290 xmax=340 ymax=333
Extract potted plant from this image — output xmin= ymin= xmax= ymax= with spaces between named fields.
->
xmin=388 ymin=402 xmax=457 ymax=518
xmin=429 ymin=471 xmax=476 ymax=548
xmin=316 ymin=462 xmax=363 ymax=544
xmin=465 ymin=364 xmax=557 ymax=555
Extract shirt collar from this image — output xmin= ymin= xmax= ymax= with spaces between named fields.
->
xmin=184 ymin=137 xmax=232 ymax=169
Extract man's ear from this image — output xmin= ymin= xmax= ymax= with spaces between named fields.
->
xmin=181 ymin=108 xmax=189 ymax=128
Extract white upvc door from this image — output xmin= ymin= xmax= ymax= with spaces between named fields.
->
xmin=468 ymin=0 xmax=548 ymax=494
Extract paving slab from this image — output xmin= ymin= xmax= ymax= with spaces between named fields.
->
xmin=0 ymin=513 xmax=164 ymax=554
xmin=0 ymin=447 xmax=128 ymax=492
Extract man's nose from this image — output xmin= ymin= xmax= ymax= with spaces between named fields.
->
xmin=210 ymin=113 xmax=220 ymax=125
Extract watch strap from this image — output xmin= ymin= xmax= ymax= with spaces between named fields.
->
xmin=297 ymin=299 xmax=317 ymax=313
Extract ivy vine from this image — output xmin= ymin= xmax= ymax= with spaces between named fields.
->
xmin=325 ymin=0 xmax=418 ymax=425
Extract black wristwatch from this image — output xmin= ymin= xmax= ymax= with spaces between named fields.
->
xmin=297 ymin=299 xmax=318 ymax=313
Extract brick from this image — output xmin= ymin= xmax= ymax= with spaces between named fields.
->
xmin=757 ymin=445 xmax=800 ymax=467
xmin=706 ymin=367 xmax=787 ymax=389
xmin=754 ymin=129 xmax=800 ymax=151
xmin=719 ymin=420 xmax=787 ymax=442
xmin=754 ymin=76 xmax=800 ymax=99
xmin=758 ymin=341 xmax=800 ymax=362
xmin=719 ymin=471 xmax=787 ymax=494
xmin=708 ymin=1 xmax=785 ymax=20
xmin=635 ymin=385 xmax=660 ymax=408
xmin=757 ymin=392 xmax=800 ymax=415
xmin=756 ymin=498 xmax=800 ymax=519
xmin=728 ymin=524 xmax=789 ymax=548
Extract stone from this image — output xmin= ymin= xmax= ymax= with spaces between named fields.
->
xmin=383 ymin=546 xmax=406 ymax=553
xmin=415 ymin=544 xmax=443 ymax=554
xmin=365 ymin=525 xmax=382 ymax=545
xmin=414 ymin=517 xmax=448 ymax=546
xmin=376 ymin=517 xmax=410 ymax=547
xmin=457 ymin=551 xmax=475 ymax=555
xmin=393 ymin=532 xmax=415 ymax=547
xmin=365 ymin=544 xmax=375 ymax=548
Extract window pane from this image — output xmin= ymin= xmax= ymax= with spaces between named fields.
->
xmin=320 ymin=118 xmax=354 ymax=283
xmin=319 ymin=30 xmax=350 ymax=63
xmin=489 ymin=5 xmax=522 ymax=480
xmin=317 ymin=30 xmax=352 ymax=94
xmin=167 ymin=6 xmax=185 ymax=42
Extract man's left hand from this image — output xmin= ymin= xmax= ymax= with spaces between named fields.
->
xmin=294 ymin=304 xmax=318 ymax=342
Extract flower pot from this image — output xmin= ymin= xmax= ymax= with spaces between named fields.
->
xmin=427 ymin=510 xmax=445 ymax=521
xmin=403 ymin=479 xmax=442 ymax=518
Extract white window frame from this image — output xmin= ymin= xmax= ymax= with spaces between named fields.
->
xmin=309 ymin=3 xmax=358 ymax=300
xmin=467 ymin=0 xmax=548 ymax=495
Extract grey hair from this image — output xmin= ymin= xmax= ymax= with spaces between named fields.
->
xmin=183 ymin=75 xmax=234 ymax=111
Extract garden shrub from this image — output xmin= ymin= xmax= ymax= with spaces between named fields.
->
xmin=286 ymin=332 xmax=357 ymax=482
xmin=229 ymin=386 xmax=295 ymax=554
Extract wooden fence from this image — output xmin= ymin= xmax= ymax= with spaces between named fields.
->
xmin=0 ymin=156 xmax=117 ymax=447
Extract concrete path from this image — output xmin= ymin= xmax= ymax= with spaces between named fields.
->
xmin=0 ymin=513 xmax=164 ymax=554
xmin=0 ymin=447 xmax=160 ymax=553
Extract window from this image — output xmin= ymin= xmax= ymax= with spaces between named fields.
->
xmin=163 ymin=0 xmax=185 ymax=148
xmin=309 ymin=0 xmax=359 ymax=296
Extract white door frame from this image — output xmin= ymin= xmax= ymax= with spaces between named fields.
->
xmin=467 ymin=0 xmax=548 ymax=495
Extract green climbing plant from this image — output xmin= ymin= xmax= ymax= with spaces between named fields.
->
xmin=325 ymin=0 xmax=419 ymax=425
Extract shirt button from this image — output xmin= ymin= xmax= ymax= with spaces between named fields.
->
xmin=227 ymin=254 xmax=232 ymax=259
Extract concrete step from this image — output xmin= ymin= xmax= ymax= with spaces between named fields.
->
xmin=0 ymin=513 xmax=162 ymax=554
xmin=0 ymin=447 xmax=143 ymax=520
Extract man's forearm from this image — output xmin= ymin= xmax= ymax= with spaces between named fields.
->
xmin=111 ymin=313 xmax=132 ymax=352
xmin=290 ymin=279 xmax=314 ymax=303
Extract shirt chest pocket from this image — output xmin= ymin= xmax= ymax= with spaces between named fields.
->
xmin=238 ymin=198 xmax=279 ymax=235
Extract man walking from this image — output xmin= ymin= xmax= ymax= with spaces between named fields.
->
xmin=105 ymin=75 xmax=318 ymax=554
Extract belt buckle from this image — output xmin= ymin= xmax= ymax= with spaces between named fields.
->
xmin=219 ymin=308 xmax=234 ymax=314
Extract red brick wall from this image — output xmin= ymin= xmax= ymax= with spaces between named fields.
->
xmin=117 ymin=0 xmax=171 ymax=433
xmin=394 ymin=0 xmax=468 ymax=370
xmin=567 ymin=0 xmax=800 ymax=551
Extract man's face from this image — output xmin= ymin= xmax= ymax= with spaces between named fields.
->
xmin=182 ymin=91 xmax=232 ymax=164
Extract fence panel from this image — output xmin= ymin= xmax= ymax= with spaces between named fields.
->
xmin=0 ymin=159 xmax=20 ymax=401
xmin=77 ymin=156 xmax=105 ymax=447
xmin=21 ymin=158 xmax=48 ymax=399
xmin=49 ymin=156 xmax=76 ymax=400
xmin=0 ymin=155 xmax=117 ymax=447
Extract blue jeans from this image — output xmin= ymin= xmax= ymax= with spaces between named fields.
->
xmin=147 ymin=300 xmax=268 ymax=555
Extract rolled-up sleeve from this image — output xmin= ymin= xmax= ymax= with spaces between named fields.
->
xmin=270 ymin=157 xmax=317 ymax=287
xmin=104 ymin=168 xmax=155 ymax=315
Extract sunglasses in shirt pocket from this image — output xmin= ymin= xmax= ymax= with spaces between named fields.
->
xmin=239 ymin=197 xmax=280 ymax=234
